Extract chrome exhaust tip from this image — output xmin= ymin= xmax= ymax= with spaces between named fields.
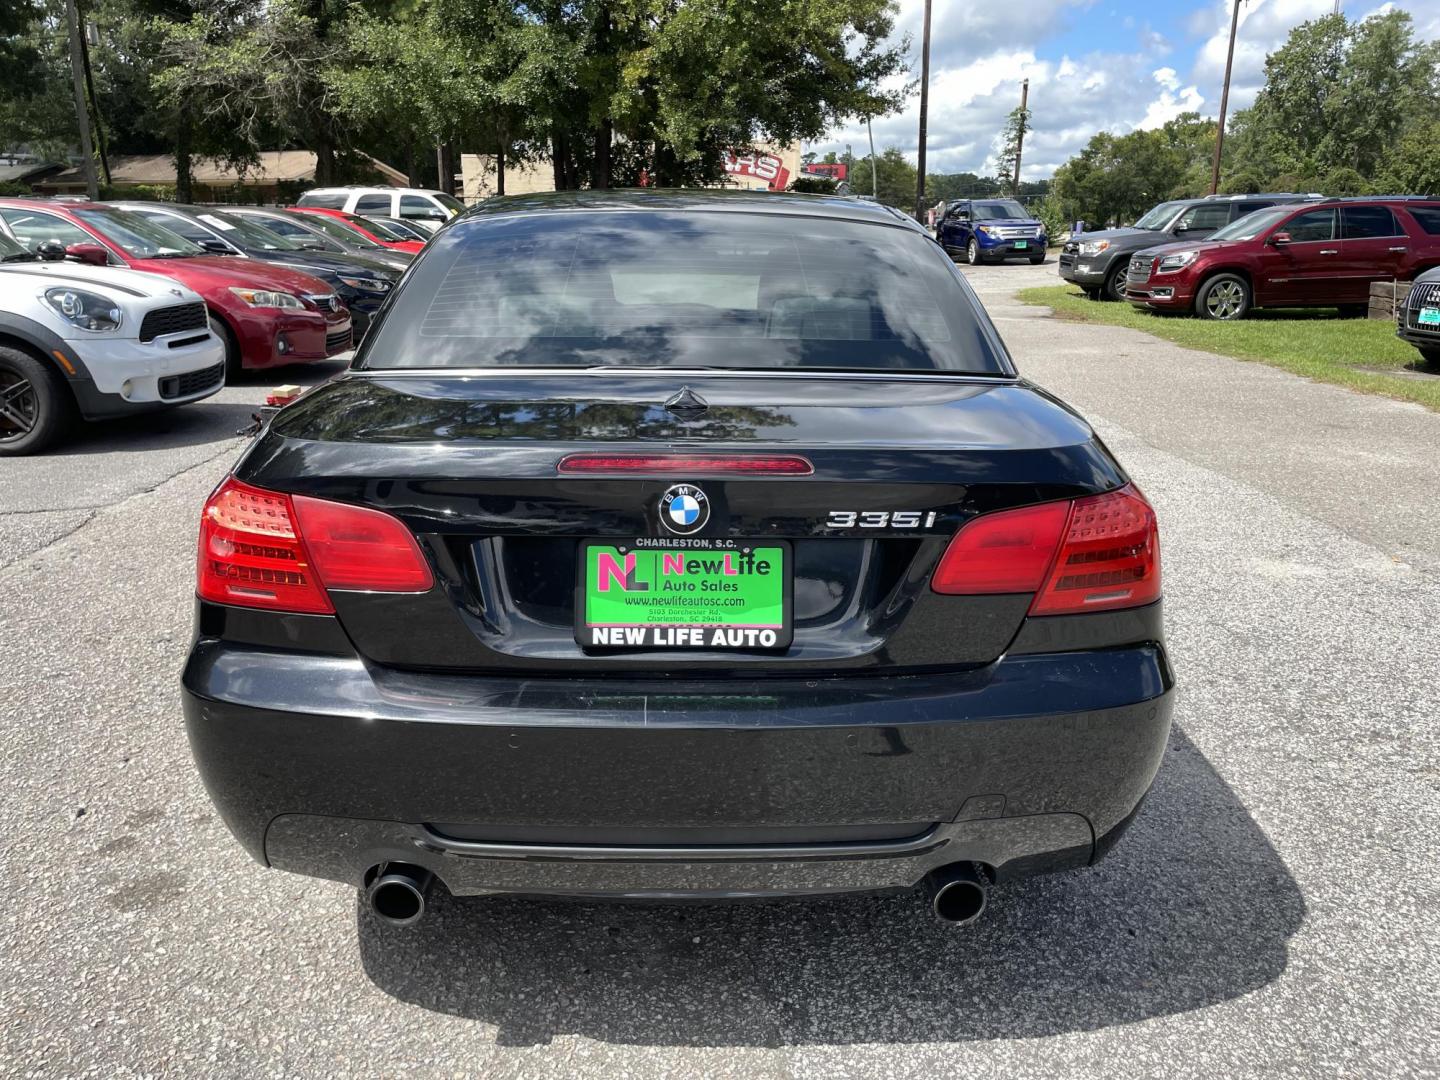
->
xmin=923 ymin=862 xmax=988 ymax=926
xmin=365 ymin=863 xmax=435 ymax=927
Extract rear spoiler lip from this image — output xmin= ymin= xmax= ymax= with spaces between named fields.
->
xmin=341 ymin=367 xmax=1022 ymax=385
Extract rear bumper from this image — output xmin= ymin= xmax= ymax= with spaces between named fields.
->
xmin=182 ymin=624 xmax=1174 ymax=899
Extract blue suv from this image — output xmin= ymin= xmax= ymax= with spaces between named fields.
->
xmin=936 ymin=199 xmax=1048 ymax=265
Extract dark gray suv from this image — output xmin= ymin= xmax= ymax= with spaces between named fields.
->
xmin=1059 ymin=194 xmax=1317 ymax=301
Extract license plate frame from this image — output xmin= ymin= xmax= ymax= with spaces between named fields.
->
xmin=1419 ymin=306 xmax=1440 ymax=327
xmin=576 ymin=538 xmax=793 ymax=650
xmin=1012 ymin=240 xmax=1028 ymax=250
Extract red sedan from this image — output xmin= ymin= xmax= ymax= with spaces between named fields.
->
xmin=287 ymin=207 xmax=425 ymax=255
xmin=0 ymin=199 xmax=352 ymax=374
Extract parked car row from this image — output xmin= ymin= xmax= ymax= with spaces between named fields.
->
xmin=0 ymin=190 xmax=446 ymax=455
xmin=1058 ymin=193 xmax=1318 ymax=301
xmin=1120 ymin=196 xmax=1440 ymax=319
xmin=1056 ymin=193 xmax=1440 ymax=365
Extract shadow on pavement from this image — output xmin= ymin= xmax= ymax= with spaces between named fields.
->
xmin=357 ymin=727 xmax=1304 ymax=1047
xmin=224 ymin=359 xmax=350 ymax=388
xmin=52 ymin=361 xmax=348 ymax=456
xmin=53 ymin=401 xmax=260 ymax=455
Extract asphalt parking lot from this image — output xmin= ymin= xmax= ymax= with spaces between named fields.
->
xmin=3 ymin=262 xmax=1438 ymax=1078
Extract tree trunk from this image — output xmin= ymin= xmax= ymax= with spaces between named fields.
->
xmin=174 ymin=111 xmax=192 ymax=204
xmin=496 ymin=143 xmax=505 ymax=197
xmin=654 ymin=143 xmax=678 ymax=188
xmin=592 ymin=118 xmax=612 ymax=189
xmin=315 ymin=140 xmax=337 ymax=185
xmin=552 ymin=129 xmax=574 ymax=190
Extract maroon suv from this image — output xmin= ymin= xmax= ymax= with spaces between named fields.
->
xmin=1125 ymin=198 xmax=1440 ymax=320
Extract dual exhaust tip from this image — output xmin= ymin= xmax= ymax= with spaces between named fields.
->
xmin=363 ymin=860 xmax=988 ymax=927
xmin=923 ymin=862 xmax=989 ymax=926
xmin=365 ymin=863 xmax=434 ymax=927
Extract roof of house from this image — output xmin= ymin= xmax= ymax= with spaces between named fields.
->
xmin=42 ymin=151 xmax=407 ymax=189
xmin=0 ymin=161 xmax=67 ymax=184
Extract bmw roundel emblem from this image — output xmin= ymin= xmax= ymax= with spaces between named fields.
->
xmin=659 ymin=483 xmax=710 ymax=535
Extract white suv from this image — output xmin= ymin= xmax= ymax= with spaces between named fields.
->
xmin=0 ymin=233 xmax=225 ymax=455
xmin=294 ymin=187 xmax=466 ymax=234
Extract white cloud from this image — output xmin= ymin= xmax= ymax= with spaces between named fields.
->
xmin=813 ymin=0 xmax=1440 ymax=178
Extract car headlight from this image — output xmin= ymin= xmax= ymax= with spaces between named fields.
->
xmin=338 ymin=276 xmax=392 ymax=293
xmin=975 ymin=225 xmax=994 ymax=236
xmin=1078 ymin=239 xmax=1111 ymax=256
xmin=43 ymin=288 xmax=122 ymax=332
xmin=229 ymin=287 xmax=304 ymax=309
xmin=1156 ymin=251 xmax=1199 ymax=273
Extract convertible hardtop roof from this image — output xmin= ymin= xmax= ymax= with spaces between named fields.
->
xmin=460 ymin=188 xmax=928 ymax=232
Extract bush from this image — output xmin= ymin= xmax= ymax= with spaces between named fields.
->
xmin=0 ymin=181 xmax=33 ymax=197
xmin=98 ymin=184 xmax=177 ymax=202
xmin=788 ymin=176 xmax=837 ymax=195
xmin=1032 ymin=196 xmax=1068 ymax=245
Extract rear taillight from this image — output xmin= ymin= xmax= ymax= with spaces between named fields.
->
xmin=932 ymin=485 xmax=1160 ymax=615
xmin=930 ymin=500 xmax=1070 ymax=594
xmin=197 ymin=477 xmax=432 ymax=613
xmin=557 ymin=453 xmax=814 ymax=476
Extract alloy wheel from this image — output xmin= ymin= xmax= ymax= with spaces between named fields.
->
xmin=1205 ymin=280 xmax=1246 ymax=319
xmin=0 ymin=372 xmax=37 ymax=443
xmin=967 ymin=239 xmax=979 ymax=264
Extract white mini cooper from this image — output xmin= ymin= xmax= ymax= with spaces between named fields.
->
xmin=0 ymin=231 xmax=225 ymax=454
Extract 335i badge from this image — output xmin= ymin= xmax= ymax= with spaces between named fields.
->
xmin=182 ymin=190 xmax=1173 ymax=930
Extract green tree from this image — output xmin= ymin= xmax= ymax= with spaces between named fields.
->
xmin=1376 ymin=118 xmax=1440 ymax=196
xmin=1226 ymin=10 xmax=1440 ymax=189
xmin=855 ymin=146 xmax=916 ymax=209
xmin=991 ymin=103 xmax=1031 ymax=195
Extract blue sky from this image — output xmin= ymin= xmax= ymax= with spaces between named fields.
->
xmin=815 ymin=0 xmax=1440 ymax=179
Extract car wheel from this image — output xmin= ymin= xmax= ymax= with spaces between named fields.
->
xmin=0 ymin=345 xmax=73 ymax=456
xmin=1418 ymin=348 xmax=1440 ymax=369
xmin=1101 ymin=264 xmax=1127 ymax=302
xmin=1196 ymin=273 xmax=1251 ymax=320
xmin=966 ymin=239 xmax=981 ymax=265
xmin=210 ymin=314 xmax=242 ymax=381
xmin=1029 ymin=251 xmax=1047 ymax=265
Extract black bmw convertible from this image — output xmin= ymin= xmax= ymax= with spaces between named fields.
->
xmin=182 ymin=190 xmax=1172 ymax=928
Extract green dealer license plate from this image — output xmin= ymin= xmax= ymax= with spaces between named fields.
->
xmin=1419 ymin=307 xmax=1440 ymax=326
xmin=1013 ymin=240 xmax=1028 ymax=250
xmin=577 ymin=539 xmax=792 ymax=649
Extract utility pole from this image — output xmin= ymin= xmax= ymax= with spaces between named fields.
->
xmin=80 ymin=16 xmax=110 ymax=186
xmin=914 ymin=0 xmax=932 ymax=221
xmin=64 ymin=0 xmax=98 ymax=200
xmin=1012 ymin=78 xmax=1029 ymax=199
xmin=866 ymin=116 xmax=878 ymax=198
xmin=1209 ymin=0 xmax=1241 ymax=195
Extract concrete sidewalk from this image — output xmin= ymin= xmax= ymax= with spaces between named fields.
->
xmin=967 ymin=261 xmax=1440 ymax=573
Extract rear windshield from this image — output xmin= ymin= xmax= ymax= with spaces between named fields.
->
xmin=357 ymin=211 xmax=1005 ymax=374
